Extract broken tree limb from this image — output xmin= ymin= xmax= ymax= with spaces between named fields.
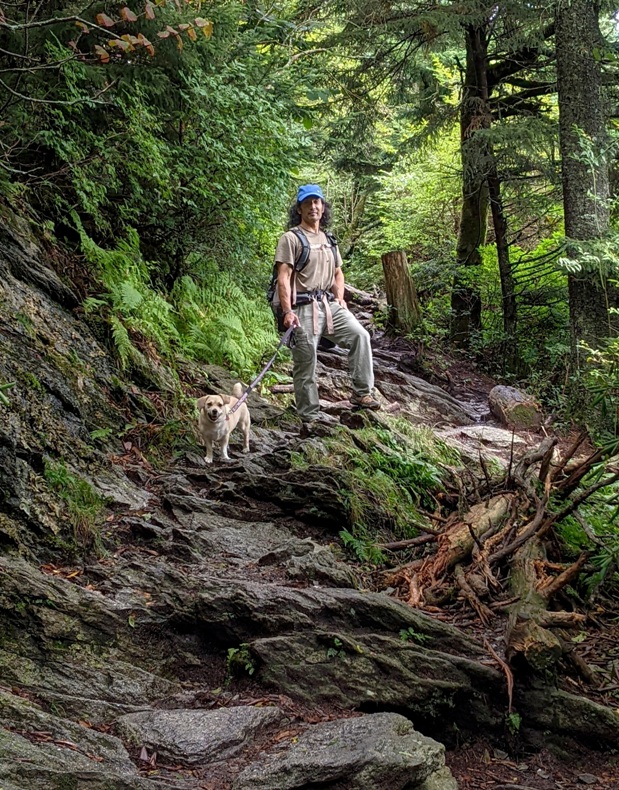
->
xmin=484 ymin=638 xmax=514 ymax=712
xmin=488 ymin=493 xmax=549 ymax=565
xmin=378 ymin=534 xmax=437 ymax=551
xmin=432 ymin=495 xmax=512 ymax=577
xmin=550 ymin=429 xmax=588 ymax=482
xmin=537 ymin=552 xmax=590 ymax=600
xmin=455 ymin=564 xmax=494 ymax=623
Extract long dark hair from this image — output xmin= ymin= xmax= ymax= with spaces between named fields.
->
xmin=286 ymin=200 xmax=333 ymax=230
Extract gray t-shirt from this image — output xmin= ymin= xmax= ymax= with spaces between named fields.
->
xmin=274 ymin=227 xmax=342 ymax=293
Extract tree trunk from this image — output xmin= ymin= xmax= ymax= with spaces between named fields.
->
xmin=487 ymin=149 xmax=519 ymax=373
xmin=381 ymin=250 xmax=421 ymax=335
xmin=556 ymin=0 xmax=610 ymax=353
xmin=451 ymin=23 xmax=490 ymax=347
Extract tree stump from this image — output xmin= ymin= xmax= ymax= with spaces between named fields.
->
xmin=381 ymin=250 xmax=420 ymax=335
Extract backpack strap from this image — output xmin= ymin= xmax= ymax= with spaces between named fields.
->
xmin=289 ymin=227 xmax=311 ymax=271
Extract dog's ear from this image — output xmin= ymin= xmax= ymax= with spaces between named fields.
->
xmin=221 ymin=395 xmax=231 ymax=404
xmin=196 ymin=396 xmax=208 ymax=410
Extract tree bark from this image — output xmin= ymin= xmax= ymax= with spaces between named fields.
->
xmin=556 ymin=0 xmax=610 ymax=352
xmin=487 ymin=149 xmax=519 ymax=372
xmin=451 ymin=23 xmax=490 ymax=347
xmin=381 ymin=250 xmax=420 ymax=335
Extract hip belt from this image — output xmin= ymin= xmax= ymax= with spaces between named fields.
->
xmin=293 ymin=290 xmax=335 ymax=335
xmin=294 ymin=290 xmax=335 ymax=306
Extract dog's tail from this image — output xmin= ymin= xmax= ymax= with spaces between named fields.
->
xmin=232 ymin=382 xmax=243 ymax=399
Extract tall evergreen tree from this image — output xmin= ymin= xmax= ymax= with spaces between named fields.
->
xmin=555 ymin=0 xmax=611 ymax=354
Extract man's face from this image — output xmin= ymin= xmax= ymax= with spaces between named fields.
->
xmin=298 ymin=197 xmax=324 ymax=225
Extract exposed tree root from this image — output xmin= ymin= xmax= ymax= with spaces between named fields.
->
xmin=384 ymin=433 xmax=615 ymax=684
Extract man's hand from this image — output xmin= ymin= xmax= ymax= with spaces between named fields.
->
xmin=283 ymin=310 xmax=300 ymax=328
xmin=336 ymin=298 xmax=348 ymax=310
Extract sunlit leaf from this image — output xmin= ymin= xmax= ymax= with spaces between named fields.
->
xmin=75 ymin=21 xmax=90 ymax=33
xmin=96 ymin=13 xmax=116 ymax=28
xmin=187 ymin=27 xmax=197 ymax=41
xmin=157 ymin=30 xmax=170 ymax=38
xmin=137 ymin=33 xmax=155 ymax=56
xmin=120 ymin=7 xmax=138 ymax=22
xmin=144 ymin=1 xmax=156 ymax=19
xmin=94 ymin=45 xmax=110 ymax=63
xmin=202 ymin=22 xmax=213 ymax=38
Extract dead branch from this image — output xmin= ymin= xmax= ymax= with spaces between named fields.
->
xmin=539 ymin=471 xmax=619 ymax=538
xmin=557 ymin=635 xmax=599 ymax=686
xmin=455 ymin=565 xmax=494 ymax=624
xmin=572 ymin=511 xmax=602 ymax=545
xmin=554 ymin=447 xmax=605 ymax=495
xmin=550 ymin=430 xmax=588 ymax=482
xmin=537 ymin=552 xmax=590 ymax=600
xmin=537 ymin=611 xmax=587 ymax=628
xmin=379 ymin=534 xmax=437 ymax=550
xmin=488 ymin=493 xmax=549 ymax=565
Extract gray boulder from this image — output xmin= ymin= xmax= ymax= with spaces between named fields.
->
xmin=233 ymin=712 xmax=455 ymax=789
xmin=116 ymin=705 xmax=284 ymax=765
xmin=488 ymin=385 xmax=542 ymax=430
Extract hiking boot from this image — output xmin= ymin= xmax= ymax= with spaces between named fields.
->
xmin=350 ymin=392 xmax=381 ymax=411
xmin=300 ymin=413 xmax=340 ymax=438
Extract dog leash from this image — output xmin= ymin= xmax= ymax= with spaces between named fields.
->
xmin=227 ymin=325 xmax=295 ymax=419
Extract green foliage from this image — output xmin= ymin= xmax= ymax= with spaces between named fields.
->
xmin=581 ymin=334 xmax=619 ymax=436
xmin=340 ymin=529 xmax=386 ymax=565
xmin=555 ymin=475 xmax=619 ymax=598
xmin=399 ymin=627 xmax=431 ymax=644
xmin=506 ymin=711 xmax=522 ymax=735
xmin=326 ymin=637 xmax=345 ymax=659
xmin=0 ymin=382 xmax=16 ymax=407
xmin=297 ymin=421 xmax=448 ymax=565
xmin=43 ymin=460 xmax=105 ymax=553
xmin=226 ymin=644 xmax=256 ymax=678
xmin=173 ymin=275 xmax=278 ymax=377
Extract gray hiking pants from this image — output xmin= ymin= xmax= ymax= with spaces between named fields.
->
xmin=290 ymin=300 xmax=374 ymax=422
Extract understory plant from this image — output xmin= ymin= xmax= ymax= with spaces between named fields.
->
xmin=43 ymin=459 xmax=105 ymax=554
xmin=293 ymin=420 xmax=453 ymax=564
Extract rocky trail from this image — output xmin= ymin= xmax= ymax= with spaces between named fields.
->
xmin=1 ymin=214 xmax=619 ymax=788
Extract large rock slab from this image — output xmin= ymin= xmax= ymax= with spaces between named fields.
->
xmin=257 ymin=537 xmax=360 ymax=588
xmin=233 ymin=712 xmax=453 ymax=790
xmin=0 ymin=688 xmax=159 ymax=789
xmin=0 ymin=728 xmax=159 ymax=790
xmin=251 ymin=632 xmax=502 ymax=733
xmin=195 ymin=579 xmax=481 ymax=655
xmin=116 ymin=705 xmax=284 ymax=764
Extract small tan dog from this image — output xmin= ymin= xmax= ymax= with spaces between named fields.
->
xmin=196 ymin=383 xmax=251 ymax=464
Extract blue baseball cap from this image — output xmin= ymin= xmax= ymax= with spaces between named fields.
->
xmin=296 ymin=184 xmax=325 ymax=204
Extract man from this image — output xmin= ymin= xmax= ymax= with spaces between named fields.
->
xmin=275 ymin=183 xmax=380 ymax=428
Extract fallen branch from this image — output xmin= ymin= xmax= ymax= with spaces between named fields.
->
xmin=378 ymin=534 xmax=437 ymax=550
xmin=537 ymin=552 xmax=590 ymax=600
xmin=455 ymin=565 xmax=494 ymax=624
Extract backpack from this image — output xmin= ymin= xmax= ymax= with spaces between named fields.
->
xmin=267 ymin=227 xmax=338 ymax=331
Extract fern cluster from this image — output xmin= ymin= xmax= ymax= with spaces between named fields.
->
xmin=77 ymin=219 xmax=277 ymax=378
xmin=173 ymin=275 xmax=277 ymax=377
